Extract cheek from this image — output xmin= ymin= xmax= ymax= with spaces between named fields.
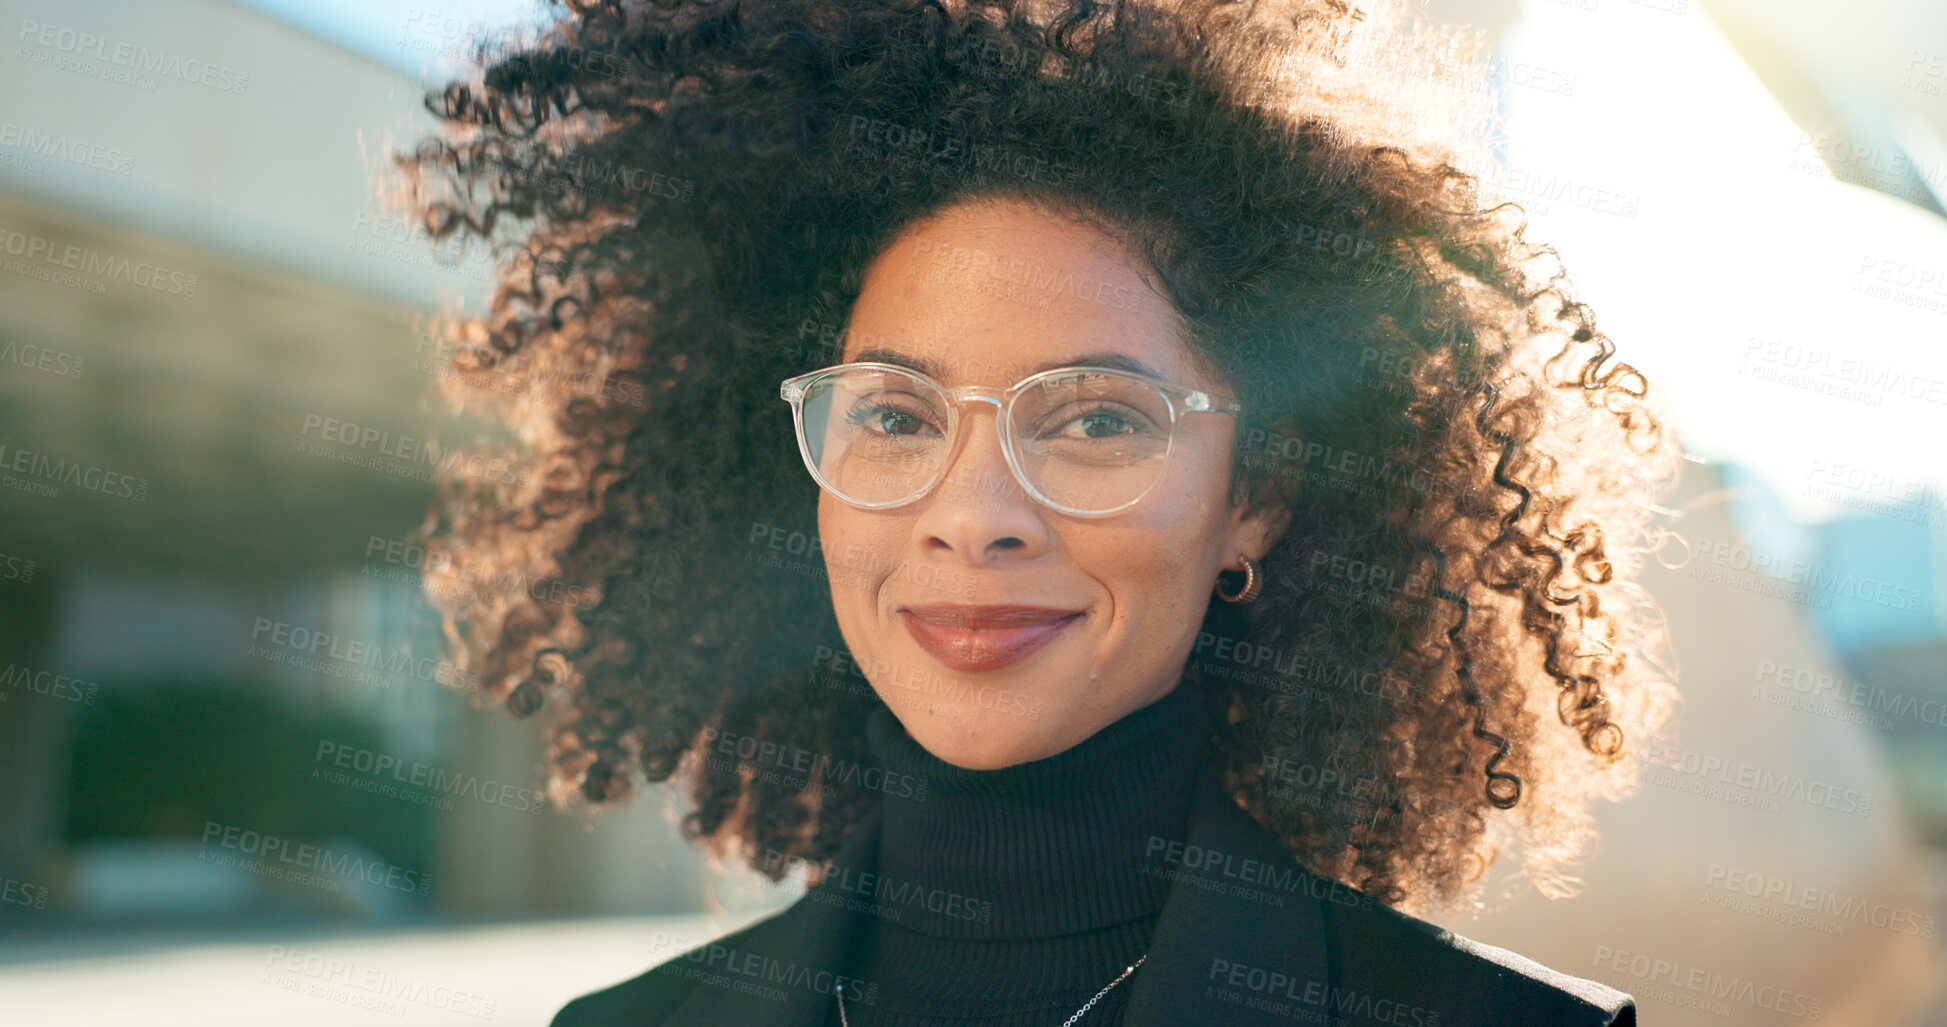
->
xmin=817 ymin=497 xmax=894 ymax=612
xmin=816 ymin=492 xmax=838 ymax=552
xmin=1132 ymin=477 xmax=1232 ymax=564
xmin=1097 ymin=499 xmax=1231 ymax=624
xmin=817 ymin=493 xmax=869 ymax=562
xmin=1085 ymin=522 xmax=1215 ymax=619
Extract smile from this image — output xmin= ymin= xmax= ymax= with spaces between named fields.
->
xmin=899 ymin=604 xmax=1084 ymax=673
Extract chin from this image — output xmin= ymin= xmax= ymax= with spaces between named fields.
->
xmin=897 ymin=703 xmax=1068 ymax=770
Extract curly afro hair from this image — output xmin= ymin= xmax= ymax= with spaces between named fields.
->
xmin=394 ymin=0 xmax=1686 ymax=914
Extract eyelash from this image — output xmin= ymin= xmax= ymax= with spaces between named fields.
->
xmin=843 ymin=400 xmax=1149 ymax=438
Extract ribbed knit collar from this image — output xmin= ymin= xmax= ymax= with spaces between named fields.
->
xmin=861 ymin=680 xmax=1214 ymax=941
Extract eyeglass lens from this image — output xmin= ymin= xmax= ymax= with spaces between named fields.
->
xmin=797 ymin=366 xmax=1176 ymax=513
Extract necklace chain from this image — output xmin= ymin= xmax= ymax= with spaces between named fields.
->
xmin=835 ymin=954 xmax=1146 ymax=1027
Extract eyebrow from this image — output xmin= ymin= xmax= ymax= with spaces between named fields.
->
xmin=848 ymin=347 xmax=1167 ymax=383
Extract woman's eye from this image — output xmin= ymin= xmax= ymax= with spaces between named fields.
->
xmin=847 ymin=403 xmax=938 ymax=437
xmin=1055 ymin=408 xmax=1148 ymax=440
xmin=875 ymin=409 xmax=926 ymax=436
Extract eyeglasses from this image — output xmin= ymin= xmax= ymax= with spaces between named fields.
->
xmin=779 ymin=361 xmax=1243 ymax=517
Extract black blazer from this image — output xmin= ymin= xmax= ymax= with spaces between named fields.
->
xmin=552 ymin=761 xmax=1636 ymax=1026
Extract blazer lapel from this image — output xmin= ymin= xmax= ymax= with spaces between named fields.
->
xmin=661 ymin=809 xmax=883 ymax=1027
xmin=1122 ymin=762 xmax=1334 ymax=1026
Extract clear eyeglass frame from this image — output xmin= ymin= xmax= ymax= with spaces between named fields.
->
xmin=778 ymin=360 xmax=1245 ymax=518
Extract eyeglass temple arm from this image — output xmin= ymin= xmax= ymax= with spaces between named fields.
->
xmin=1181 ymin=390 xmax=1243 ymax=416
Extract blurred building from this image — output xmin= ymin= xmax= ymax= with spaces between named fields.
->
xmin=0 ymin=0 xmax=773 ymax=926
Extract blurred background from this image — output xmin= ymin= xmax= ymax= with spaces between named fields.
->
xmin=0 ymin=0 xmax=1941 ymax=1023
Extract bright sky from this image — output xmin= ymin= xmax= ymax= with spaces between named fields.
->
xmin=1495 ymin=0 xmax=1947 ymax=527
xmin=233 ymin=0 xmax=552 ymax=78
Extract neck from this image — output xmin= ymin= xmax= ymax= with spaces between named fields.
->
xmin=862 ymin=679 xmax=1215 ymax=940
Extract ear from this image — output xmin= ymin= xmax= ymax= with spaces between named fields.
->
xmin=1223 ymin=499 xmax=1291 ymax=566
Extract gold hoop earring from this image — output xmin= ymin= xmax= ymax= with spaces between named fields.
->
xmin=1215 ymin=556 xmax=1263 ymax=604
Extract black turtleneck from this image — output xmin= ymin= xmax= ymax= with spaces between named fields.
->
xmin=824 ymin=679 xmax=1216 ymax=1026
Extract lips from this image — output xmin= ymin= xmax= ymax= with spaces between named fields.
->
xmin=900 ymin=604 xmax=1084 ymax=673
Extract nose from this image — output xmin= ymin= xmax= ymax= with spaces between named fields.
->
xmin=910 ymin=399 xmax=1047 ymax=563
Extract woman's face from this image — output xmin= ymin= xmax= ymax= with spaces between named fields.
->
xmin=820 ymin=197 xmax=1286 ymax=769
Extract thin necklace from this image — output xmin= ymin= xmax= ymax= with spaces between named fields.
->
xmin=835 ymin=954 xmax=1147 ymax=1027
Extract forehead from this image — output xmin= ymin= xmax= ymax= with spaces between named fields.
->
xmin=839 ymin=198 xmax=1204 ymax=388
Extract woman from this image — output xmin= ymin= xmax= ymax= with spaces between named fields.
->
xmin=398 ymin=0 xmax=1681 ymax=1022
